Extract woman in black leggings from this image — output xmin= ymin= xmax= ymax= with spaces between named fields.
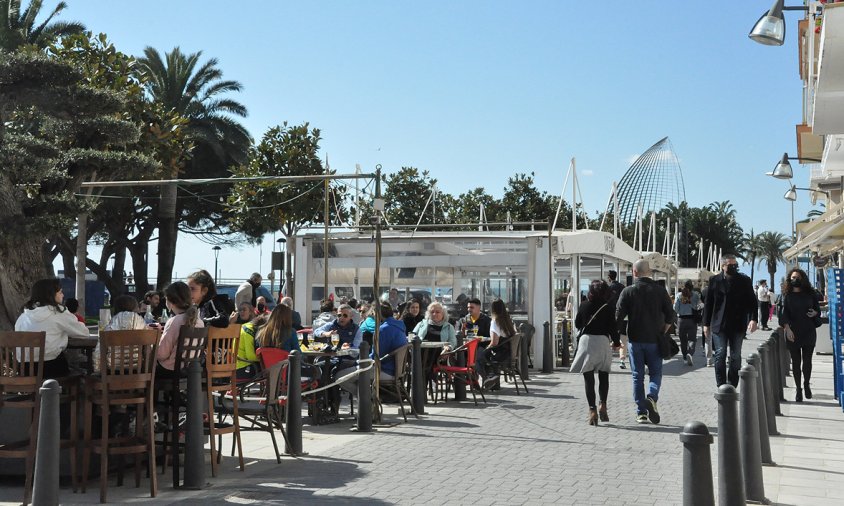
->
xmin=780 ymin=268 xmax=821 ymax=402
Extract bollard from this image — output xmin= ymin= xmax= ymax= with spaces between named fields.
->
xmin=518 ymin=323 xmax=531 ymax=381
xmin=777 ymin=329 xmax=788 ymax=396
xmin=183 ymin=360 xmax=206 ymax=489
xmin=542 ymin=321 xmax=554 ymax=373
xmin=679 ymin=421 xmax=715 ymax=506
xmin=453 ymin=332 xmax=467 ymax=401
xmin=411 ymin=335 xmax=426 ymax=415
xmin=32 ymin=379 xmax=61 ymax=506
xmin=738 ymin=365 xmax=766 ymax=504
xmin=771 ymin=335 xmax=784 ymax=408
xmin=747 ymin=354 xmax=774 ymax=466
xmin=757 ymin=344 xmax=779 ymax=433
xmin=356 ymin=342 xmax=373 ymax=432
xmin=285 ymin=350 xmax=304 ymax=453
xmin=560 ymin=319 xmax=571 ymax=368
xmin=714 ymin=384 xmax=746 ymax=506
xmin=765 ymin=336 xmax=781 ymax=414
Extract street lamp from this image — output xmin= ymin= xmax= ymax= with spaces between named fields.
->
xmin=212 ymin=246 xmax=221 ymax=284
xmin=276 ymin=237 xmax=287 ymax=297
xmin=766 ymin=153 xmax=822 ymax=180
xmin=781 ymin=186 xmax=830 ymax=241
xmin=749 ymin=0 xmax=814 ymax=46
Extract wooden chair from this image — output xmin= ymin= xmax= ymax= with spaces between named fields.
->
xmin=378 ymin=344 xmax=416 ymax=422
xmin=206 ymin=325 xmax=244 ymax=477
xmin=156 ymin=325 xmax=208 ymax=488
xmin=499 ymin=333 xmax=529 ymax=395
xmin=0 ymin=331 xmax=46 ymax=505
xmin=81 ymin=328 xmax=159 ymax=503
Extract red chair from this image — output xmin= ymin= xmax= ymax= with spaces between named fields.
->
xmin=433 ymin=337 xmax=486 ymax=406
xmin=256 ymin=347 xmax=288 ymax=369
xmin=254 ymin=347 xmax=319 ymax=417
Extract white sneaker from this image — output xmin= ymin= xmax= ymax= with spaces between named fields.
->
xmin=684 ymin=354 xmax=693 ymax=366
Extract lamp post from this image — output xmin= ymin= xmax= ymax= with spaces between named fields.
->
xmin=749 ymin=0 xmax=818 ymax=46
xmin=212 ymin=246 xmax=221 ymax=284
xmin=276 ymin=237 xmax=286 ymax=297
xmin=766 ymin=153 xmax=822 ymax=180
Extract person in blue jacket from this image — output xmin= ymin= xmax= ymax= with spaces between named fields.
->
xmin=376 ymin=302 xmax=407 ymax=379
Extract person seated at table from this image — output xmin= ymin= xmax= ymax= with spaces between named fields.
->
xmin=93 ymin=295 xmax=148 ymax=373
xmin=230 ymin=302 xmax=255 ymax=325
xmin=14 ymin=278 xmax=90 ymax=379
xmin=64 ymin=297 xmax=86 ymax=323
xmin=313 ymin=304 xmax=362 ymax=349
xmin=255 ymin=296 xmax=271 ymax=315
xmin=187 ymin=269 xmax=232 ymax=328
xmin=474 ymin=299 xmax=516 ymax=389
xmin=457 ymin=297 xmax=491 ymax=338
xmin=280 ymin=296 xmax=303 ymax=330
xmin=359 ymin=306 xmax=377 ymax=346
xmin=237 ymin=314 xmax=268 ymax=380
xmin=256 ymin=304 xmax=299 ymax=352
xmin=312 ymin=298 xmax=335 ymax=329
xmin=348 ymin=298 xmax=362 ymax=325
xmin=401 ymin=298 xmax=424 ymax=336
xmin=141 ymin=290 xmax=164 ymax=319
xmin=413 ymin=302 xmax=457 ymax=348
xmin=156 ymin=281 xmax=205 ymax=378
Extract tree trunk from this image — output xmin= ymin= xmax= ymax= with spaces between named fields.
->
xmin=157 ymin=180 xmax=178 ymax=290
xmin=129 ymin=240 xmax=150 ymax=296
xmin=769 ymin=263 xmax=776 ymax=293
xmin=0 ymin=236 xmax=48 ymax=330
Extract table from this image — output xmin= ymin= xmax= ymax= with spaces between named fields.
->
xmin=67 ymin=335 xmax=98 ymax=373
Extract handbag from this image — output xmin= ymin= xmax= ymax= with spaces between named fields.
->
xmin=659 ymin=332 xmax=680 ymax=360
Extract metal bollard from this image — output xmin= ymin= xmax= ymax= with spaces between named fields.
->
xmin=32 ymin=379 xmax=61 ymax=506
xmin=453 ymin=332 xmax=467 ymax=401
xmin=285 ymin=350 xmax=303 ymax=454
xmin=411 ymin=335 xmax=426 ymax=415
xmin=183 ymin=360 xmax=206 ymax=489
xmin=542 ymin=321 xmax=553 ymax=373
xmin=560 ymin=319 xmax=571 ymax=368
xmin=714 ymin=384 xmax=746 ymax=506
xmin=356 ymin=342 xmax=373 ymax=432
xmin=747 ymin=354 xmax=774 ymax=466
xmin=679 ymin=421 xmax=715 ymax=506
xmin=518 ymin=323 xmax=531 ymax=381
xmin=770 ymin=335 xmax=784 ymax=408
xmin=777 ymin=329 xmax=788 ymax=396
xmin=757 ymin=344 xmax=780 ymax=433
xmin=738 ymin=365 xmax=766 ymax=504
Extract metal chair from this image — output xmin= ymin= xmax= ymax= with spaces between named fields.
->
xmin=377 ymin=344 xmax=416 ymax=422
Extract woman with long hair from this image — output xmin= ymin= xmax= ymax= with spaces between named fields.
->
xmin=474 ymin=299 xmax=516 ymax=389
xmin=256 ymin=304 xmax=298 ymax=352
xmin=186 ymin=269 xmax=231 ymax=328
xmin=570 ymin=280 xmax=620 ymax=425
xmin=780 ymin=268 xmax=821 ymax=402
xmin=156 ymin=281 xmax=204 ymax=377
xmin=400 ymin=298 xmax=424 ymax=334
xmin=14 ymin=278 xmax=89 ymax=379
xmin=674 ymin=280 xmax=701 ymax=366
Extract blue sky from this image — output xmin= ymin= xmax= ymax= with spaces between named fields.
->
xmin=60 ymin=1 xmax=816 ymax=286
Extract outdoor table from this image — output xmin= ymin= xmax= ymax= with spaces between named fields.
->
xmin=67 ymin=335 xmax=98 ymax=374
xmin=300 ymin=347 xmax=359 ymax=424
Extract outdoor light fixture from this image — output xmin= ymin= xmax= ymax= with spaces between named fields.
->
xmin=766 ymin=153 xmax=822 ymax=180
xmin=748 ymin=0 xmax=814 ymax=46
xmin=212 ymin=245 xmax=222 ymax=284
xmin=783 ymin=185 xmax=830 ymax=202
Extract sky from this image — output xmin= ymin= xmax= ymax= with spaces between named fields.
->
xmin=55 ymin=1 xmax=817 ymax=287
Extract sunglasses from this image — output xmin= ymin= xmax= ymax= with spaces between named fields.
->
xmin=337 ymin=314 xmax=351 ymax=318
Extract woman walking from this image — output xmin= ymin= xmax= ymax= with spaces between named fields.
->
xmin=674 ymin=280 xmax=700 ymax=366
xmin=780 ymin=268 xmax=821 ymax=402
xmin=570 ymin=280 xmax=620 ymax=425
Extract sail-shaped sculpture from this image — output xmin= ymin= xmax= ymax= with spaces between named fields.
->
xmin=616 ymin=137 xmax=686 ymax=224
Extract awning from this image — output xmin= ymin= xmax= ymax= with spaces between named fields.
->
xmin=783 ymin=200 xmax=844 ymax=260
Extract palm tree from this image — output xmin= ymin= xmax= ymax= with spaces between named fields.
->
xmin=136 ymin=46 xmax=252 ymax=288
xmin=756 ymin=231 xmax=792 ymax=290
xmin=0 ymin=0 xmax=85 ymax=51
xmin=740 ymin=229 xmax=761 ymax=283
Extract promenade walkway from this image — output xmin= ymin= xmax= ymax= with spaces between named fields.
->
xmin=0 ymin=327 xmax=841 ymax=505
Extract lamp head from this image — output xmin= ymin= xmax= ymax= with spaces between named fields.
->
xmin=749 ymin=0 xmax=786 ymax=46
xmin=783 ymin=186 xmax=798 ymax=202
xmin=771 ymin=152 xmax=794 ymax=179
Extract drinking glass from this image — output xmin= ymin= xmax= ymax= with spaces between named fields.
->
xmin=331 ymin=334 xmax=340 ymax=348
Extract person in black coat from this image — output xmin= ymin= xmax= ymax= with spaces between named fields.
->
xmin=187 ymin=269 xmax=232 ymax=328
xmin=702 ymin=254 xmax=758 ymax=388
xmin=780 ymin=268 xmax=821 ymax=402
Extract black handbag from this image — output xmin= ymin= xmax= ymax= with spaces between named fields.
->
xmin=659 ymin=332 xmax=680 ymax=359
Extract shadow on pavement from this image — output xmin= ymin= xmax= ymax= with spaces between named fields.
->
xmin=407 ymin=418 xmax=480 ymax=429
xmin=610 ymin=423 xmax=685 ymax=434
xmin=776 ymin=463 xmax=844 ymax=476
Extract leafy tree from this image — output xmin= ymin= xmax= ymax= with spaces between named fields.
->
xmin=756 ymin=231 xmax=791 ymax=289
xmin=380 ymin=167 xmax=444 ymax=226
xmin=136 ymin=46 xmax=251 ymax=288
xmin=0 ymin=0 xmax=85 ymax=51
xmin=228 ymin=123 xmax=341 ymax=294
xmin=446 ymin=187 xmax=500 ymax=228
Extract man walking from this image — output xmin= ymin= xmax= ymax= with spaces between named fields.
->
xmin=615 ymin=260 xmax=676 ymax=424
xmin=756 ymin=279 xmax=772 ymax=331
xmin=607 ymin=270 xmax=627 ymax=368
xmin=703 ymin=254 xmax=759 ymax=387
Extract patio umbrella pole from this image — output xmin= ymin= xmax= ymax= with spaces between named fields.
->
xmin=373 ymin=165 xmax=383 ymax=423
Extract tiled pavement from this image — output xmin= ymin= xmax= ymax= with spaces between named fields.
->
xmin=1 ymin=327 xmax=842 ymax=505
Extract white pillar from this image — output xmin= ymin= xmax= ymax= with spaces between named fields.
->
xmin=529 ymin=236 xmax=552 ymax=366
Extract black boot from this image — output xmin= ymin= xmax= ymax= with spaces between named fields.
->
xmin=795 ymin=387 xmax=803 ymax=403
xmin=804 ymin=383 xmax=813 ymax=399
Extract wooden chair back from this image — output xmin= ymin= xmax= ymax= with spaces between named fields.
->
xmin=508 ymin=333 xmax=522 ymax=366
xmin=173 ymin=325 xmax=209 ymax=373
xmin=207 ymin=325 xmax=241 ymax=380
xmin=98 ymin=329 xmax=160 ymax=391
xmin=0 ymin=331 xmax=46 ymax=407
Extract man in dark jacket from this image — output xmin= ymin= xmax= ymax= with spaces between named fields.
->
xmin=607 ymin=270 xmax=628 ymax=368
xmin=703 ymin=254 xmax=758 ymax=387
xmin=616 ymin=260 xmax=676 ymax=424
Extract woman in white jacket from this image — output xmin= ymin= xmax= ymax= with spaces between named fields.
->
xmin=14 ymin=278 xmax=89 ymax=379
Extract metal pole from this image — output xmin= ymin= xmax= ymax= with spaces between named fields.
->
xmin=758 ymin=343 xmax=780 ymax=433
xmin=738 ymin=365 xmax=766 ymax=503
xmin=183 ymin=360 xmax=206 ymax=490
xmin=746 ymin=354 xmax=774 ymax=466
xmin=453 ymin=331 xmax=467 ymax=401
xmin=286 ymin=350 xmax=303 ymax=455
xmin=768 ymin=335 xmax=783 ymax=414
xmin=32 ymin=379 xmax=61 ymax=506
xmin=714 ymin=384 xmax=746 ymax=506
xmin=356 ymin=342 xmax=373 ymax=432
xmin=411 ymin=335 xmax=426 ymax=415
xmin=542 ymin=321 xmax=553 ymax=373
xmin=323 ymin=161 xmax=329 ymax=296
xmin=679 ymin=421 xmax=715 ymax=506
xmin=372 ymin=165 xmax=383 ymax=420
xmin=518 ymin=323 xmax=531 ymax=381
xmin=561 ymin=317 xmax=571 ymax=368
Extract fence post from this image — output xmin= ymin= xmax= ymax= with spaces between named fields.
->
xmin=542 ymin=321 xmax=553 ymax=373
xmin=453 ymin=331 xmax=467 ymax=401
xmin=518 ymin=323 xmax=531 ymax=381
xmin=679 ymin=421 xmax=715 ymax=506
xmin=32 ymin=379 xmax=61 ymax=506
xmin=714 ymin=384 xmax=745 ymax=506
xmin=285 ymin=350 xmax=303 ymax=455
xmin=355 ymin=342 xmax=373 ymax=432
xmin=738 ymin=364 xmax=766 ymax=504
xmin=411 ymin=334 xmax=426 ymax=415
xmin=746 ymin=353 xmax=774 ymax=466
xmin=183 ymin=360 xmax=206 ymax=489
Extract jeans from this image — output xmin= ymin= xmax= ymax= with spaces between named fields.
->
xmin=628 ymin=342 xmax=662 ymax=415
xmin=712 ymin=330 xmax=744 ymax=387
